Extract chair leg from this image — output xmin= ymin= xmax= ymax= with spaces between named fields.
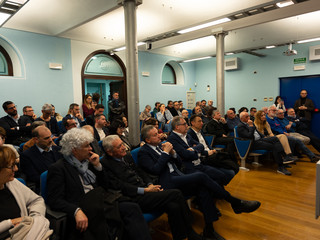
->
xmin=239 ymin=157 xmax=250 ymax=171
xmin=252 ymin=156 xmax=263 ymax=166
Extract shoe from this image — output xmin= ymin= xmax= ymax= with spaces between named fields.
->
xmin=203 ymin=227 xmax=226 ymax=240
xmin=277 ymin=166 xmax=292 ymax=176
xmin=232 ymin=200 xmax=261 ymax=214
xmin=283 ymin=155 xmax=295 ymax=164
xmin=283 ymin=164 xmax=292 ymax=168
xmin=311 ymin=156 xmax=320 ymax=163
xmin=315 ymin=154 xmax=320 ymax=158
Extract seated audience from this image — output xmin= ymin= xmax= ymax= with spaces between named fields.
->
xmin=200 ymin=100 xmax=207 ymax=115
xmin=47 ymin=128 xmax=151 ymax=240
xmin=139 ymin=105 xmax=152 ymax=121
xmin=20 ymin=106 xmax=37 ymax=127
xmin=226 ymin=109 xmax=240 ymax=133
xmin=142 ymin=118 xmax=167 ymax=141
xmin=101 ymin=135 xmax=204 ymax=240
xmin=205 ymin=110 xmax=236 ymax=160
xmin=122 ymin=116 xmax=129 ymax=138
xmin=64 ymin=103 xmax=85 ymax=128
xmin=0 ymin=127 xmax=19 ymax=160
xmin=171 ymin=101 xmax=182 ymax=117
xmin=35 ymin=103 xmax=60 ymax=137
xmin=273 ymin=96 xmax=286 ymax=112
xmin=0 ymin=101 xmax=31 ymax=145
xmin=276 ymin=109 xmax=310 ymax=144
xmin=138 ymin=125 xmax=260 ymax=240
xmin=181 ymin=109 xmax=190 ymax=126
xmin=93 ymin=114 xmax=109 ymax=141
xmin=55 ymin=116 xmax=78 ymax=146
xmin=152 ymin=102 xmax=160 ymax=116
xmin=20 ymin=126 xmax=62 ymax=191
xmin=51 ymin=104 xmax=63 ymax=122
xmin=0 ymin=146 xmax=52 ymax=239
xmin=238 ymin=107 xmax=248 ymax=116
xmin=286 ymin=108 xmax=320 ymax=154
xmin=267 ymin=106 xmax=319 ymax=162
xmin=249 ymin=107 xmax=257 ymax=121
xmin=168 ymin=116 xmax=234 ymax=186
xmin=238 ymin=111 xmax=294 ymax=175
xmin=22 ymin=121 xmax=46 ymax=151
xmin=108 ymin=119 xmax=133 ymax=151
xmin=82 ymin=93 xmax=95 ymax=118
xmin=192 ymin=101 xmax=201 ymax=114
xmin=178 ymin=100 xmax=185 ymax=112
xmin=85 ymin=104 xmax=105 ymax=127
xmin=82 ymin=125 xmax=104 ymax=157
xmin=156 ymin=103 xmax=173 ymax=131
xmin=166 ymin=100 xmax=175 ymax=116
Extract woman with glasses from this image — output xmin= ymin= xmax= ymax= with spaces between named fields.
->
xmin=0 ymin=146 xmax=51 ymax=239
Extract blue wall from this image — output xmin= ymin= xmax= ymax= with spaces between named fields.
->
xmin=193 ymin=41 xmax=320 ymax=112
xmin=0 ymin=28 xmax=73 ymax=118
xmin=138 ymin=51 xmax=195 ymax=110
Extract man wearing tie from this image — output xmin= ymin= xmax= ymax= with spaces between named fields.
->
xmin=138 ymin=125 xmax=261 ymax=240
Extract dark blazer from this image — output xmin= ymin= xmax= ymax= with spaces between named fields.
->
xmin=0 ymin=116 xmax=31 ymax=145
xmin=93 ymin=126 xmax=109 ymax=141
xmin=187 ymin=128 xmax=212 ymax=156
xmin=167 ymin=132 xmax=204 ymax=162
xmin=47 ymin=158 xmax=110 ymax=218
xmin=138 ymin=144 xmax=182 ymax=187
xmin=34 ymin=117 xmax=60 ymax=136
xmin=294 ymin=98 xmax=314 ymax=121
xmin=237 ymin=121 xmax=265 ymax=140
xmin=205 ymin=119 xmax=229 ymax=137
xmin=100 ymin=153 xmax=153 ymax=199
xmin=20 ymin=145 xmax=62 ymax=184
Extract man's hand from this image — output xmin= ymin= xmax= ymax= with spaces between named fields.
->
xmin=247 ymin=119 xmax=254 ymax=127
xmin=144 ymin=184 xmax=163 ymax=193
xmin=75 ymin=210 xmax=88 ymax=232
xmin=187 ymin=147 xmax=194 ymax=151
xmin=161 ymin=142 xmax=173 ymax=154
xmin=208 ymin=149 xmax=217 ymax=156
xmin=76 ymin=113 xmax=84 ymax=121
xmin=284 ymin=132 xmax=290 ymax=136
xmin=11 ymin=217 xmax=23 ymax=227
xmin=220 ymin=117 xmax=226 ymax=124
xmin=88 ymin=151 xmax=100 ymax=167
xmin=222 ymin=134 xmax=227 ymax=137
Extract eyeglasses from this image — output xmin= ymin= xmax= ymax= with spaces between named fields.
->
xmin=7 ymin=105 xmax=16 ymax=110
xmin=178 ymin=122 xmax=187 ymax=126
xmin=6 ymin=160 xmax=18 ymax=171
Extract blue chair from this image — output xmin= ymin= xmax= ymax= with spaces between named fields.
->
xmin=130 ymin=147 xmax=163 ymax=222
xmin=203 ymin=135 xmax=226 ymax=151
xmin=57 ymin=121 xmax=65 ymax=133
xmin=19 ymin=142 xmax=26 ymax=152
xmin=40 ymin=171 xmax=67 ymax=239
xmin=186 ymin=109 xmax=193 ymax=116
xmin=17 ymin=178 xmax=26 ymax=185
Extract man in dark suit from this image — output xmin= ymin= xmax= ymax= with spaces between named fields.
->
xmin=84 ymin=104 xmax=105 ymax=127
xmin=237 ymin=112 xmax=292 ymax=175
xmin=168 ymin=116 xmax=233 ymax=186
xmin=47 ymin=128 xmax=151 ymax=240
xmin=20 ymin=126 xmax=62 ymax=191
xmin=205 ymin=110 xmax=236 ymax=159
xmin=93 ymin=114 xmax=109 ymax=141
xmin=188 ymin=115 xmax=239 ymax=175
xmin=0 ymin=101 xmax=31 ymax=145
xmin=64 ymin=103 xmax=85 ymax=128
xmin=294 ymin=89 xmax=314 ymax=122
xmin=101 ymin=135 xmax=203 ymax=240
xmin=108 ymin=92 xmax=126 ymax=122
xmin=138 ymin=125 xmax=260 ymax=240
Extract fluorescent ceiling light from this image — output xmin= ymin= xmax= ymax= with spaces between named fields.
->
xmin=114 ymin=42 xmax=146 ymax=52
xmin=178 ymin=18 xmax=231 ymax=34
xmin=225 ymin=52 xmax=234 ymax=55
xmin=266 ymin=45 xmax=276 ymax=49
xmin=276 ymin=0 xmax=294 ymax=8
xmin=0 ymin=12 xmax=11 ymax=25
xmin=182 ymin=56 xmax=212 ymax=63
xmin=297 ymin=37 xmax=320 ymax=44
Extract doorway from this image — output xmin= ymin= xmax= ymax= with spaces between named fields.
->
xmin=280 ymin=75 xmax=320 ymax=138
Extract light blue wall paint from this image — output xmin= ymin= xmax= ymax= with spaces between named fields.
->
xmin=138 ymin=51 xmax=195 ymax=111
xmin=193 ymin=41 xmax=320 ymax=113
xmin=0 ymin=28 xmax=73 ymax=117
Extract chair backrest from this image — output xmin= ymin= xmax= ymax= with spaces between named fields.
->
xmin=40 ymin=170 xmax=48 ymax=203
xmin=17 ymin=178 xmax=26 ymax=185
xmin=234 ymin=126 xmax=239 ymax=138
xmin=19 ymin=142 xmax=26 ymax=152
xmin=131 ymin=147 xmax=141 ymax=165
xmin=57 ymin=121 xmax=65 ymax=133
xmin=203 ymin=135 xmax=214 ymax=146
xmin=233 ymin=126 xmax=252 ymax=159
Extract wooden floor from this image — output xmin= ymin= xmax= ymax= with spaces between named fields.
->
xmin=150 ymin=147 xmax=320 ymax=240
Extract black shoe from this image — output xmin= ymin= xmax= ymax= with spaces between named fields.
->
xmin=277 ymin=166 xmax=292 ymax=175
xmin=283 ymin=155 xmax=295 ymax=164
xmin=203 ymin=227 xmax=226 ymax=240
xmin=311 ymin=156 xmax=320 ymax=163
xmin=232 ymin=200 xmax=261 ymax=214
xmin=283 ymin=164 xmax=292 ymax=168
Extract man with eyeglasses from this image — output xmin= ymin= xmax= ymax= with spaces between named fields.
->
xmin=20 ymin=126 xmax=62 ymax=192
xmin=249 ymin=107 xmax=257 ymax=121
xmin=0 ymin=101 xmax=31 ymax=145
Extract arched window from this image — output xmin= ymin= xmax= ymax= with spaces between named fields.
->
xmin=161 ymin=61 xmax=184 ymax=85
xmin=162 ymin=63 xmax=176 ymax=84
xmin=0 ymin=45 xmax=13 ymax=76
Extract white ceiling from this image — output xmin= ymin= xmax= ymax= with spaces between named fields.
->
xmin=3 ymin=0 xmax=320 ymax=60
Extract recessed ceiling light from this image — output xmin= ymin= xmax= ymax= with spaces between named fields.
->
xmin=114 ymin=42 xmax=146 ymax=52
xmin=178 ymin=18 xmax=231 ymax=34
xmin=266 ymin=45 xmax=276 ymax=49
xmin=276 ymin=0 xmax=294 ymax=8
xmin=225 ymin=52 xmax=234 ymax=55
xmin=297 ymin=37 xmax=320 ymax=44
xmin=182 ymin=56 xmax=212 ymax=63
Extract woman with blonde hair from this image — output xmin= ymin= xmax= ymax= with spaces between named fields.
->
xmin=254 ymin=110 xmax=295 ymax=159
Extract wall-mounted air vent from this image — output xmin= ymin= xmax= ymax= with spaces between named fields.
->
xmin=309 ymin=45 xmax=320 ymax=61
xmin=225 ymin=57 xmax=239 ymax=70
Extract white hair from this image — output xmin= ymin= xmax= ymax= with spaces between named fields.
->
xmin=60 ymin=128 xmax=93 ymax=156
xmin=102 ymin=135 xmax=120 ymax=152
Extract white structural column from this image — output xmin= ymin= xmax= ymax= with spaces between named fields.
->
xmin=118 ymin=0 xmax=142 ymax=145
xmin=214 ymin=31 xmax=228 ymax=116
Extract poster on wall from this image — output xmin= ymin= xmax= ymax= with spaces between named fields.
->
xmin=186 ymin=91 xmax=196 ymax=109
